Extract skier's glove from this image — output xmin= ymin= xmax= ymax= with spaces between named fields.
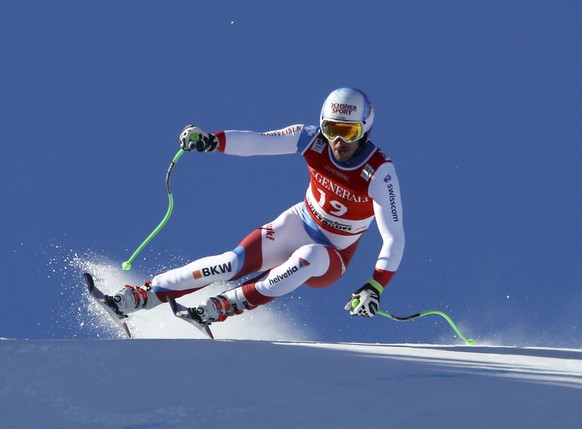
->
xmin=344 ymin=280 xmax=383 ymax=317
xmin=179 ymin=125 xmax=219 ymax=152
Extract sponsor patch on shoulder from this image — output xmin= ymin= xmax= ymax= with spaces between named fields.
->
xmin=361 ymin=164 xmax=375 ymax=181
xmin=311 ymin=138 xmax=326 ymax=153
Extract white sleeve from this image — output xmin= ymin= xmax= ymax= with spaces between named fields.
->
xmin=368 ymin=162 xmax=405 ymax=272
xmin=221 ymin=124 xmax=315 ymax=156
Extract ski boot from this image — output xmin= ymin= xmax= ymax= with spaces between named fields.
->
xmin=190 ymin=287 xmax=256 ymax=326
xmin=106 ymin=282 xmax=162 ymax=318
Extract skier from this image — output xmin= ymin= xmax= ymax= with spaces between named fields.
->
xmin=107 ymin=87 xmax=405 ymax=328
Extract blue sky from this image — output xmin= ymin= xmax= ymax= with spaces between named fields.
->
xmin=1 ymin=0 xmax=581 ymax=345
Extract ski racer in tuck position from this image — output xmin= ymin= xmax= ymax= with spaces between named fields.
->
xmin=108 ymin=87 xmax=405 ymax=328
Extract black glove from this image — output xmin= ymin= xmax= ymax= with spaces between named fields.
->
xmin=179 ymin=125 xmax=219 ymax=152
xmin=344 ymin=280 xmax=383 ymax=317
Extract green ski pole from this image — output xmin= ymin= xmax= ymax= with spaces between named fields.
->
xmin=351 ymin=299 xmax=475 ymax=345
xmin=122 ymin=149 xmax=185 ymax=271
xmin=377 ymin=309 xmax=475 ymax=345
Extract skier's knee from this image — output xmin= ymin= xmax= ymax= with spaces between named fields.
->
xmin=304 ymin=246 xmax=345 ymax=288
xmin=293 ymin=244 xmax=330 ymax=273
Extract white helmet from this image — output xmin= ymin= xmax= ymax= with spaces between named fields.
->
xmin=320 ymin=88 xmax=374 ymax=143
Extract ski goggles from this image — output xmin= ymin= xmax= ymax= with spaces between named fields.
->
xmin=321 ymin=120 xmax=364 ymax=143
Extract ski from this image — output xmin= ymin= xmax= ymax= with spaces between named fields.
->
xmin=167 ymin=296 xmax=214 ymax=339
xmin=83 ymin=272 xmax=132 ymax=338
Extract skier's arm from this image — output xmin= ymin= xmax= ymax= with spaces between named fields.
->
xmin=179 ymin=124 xmax=318 ymax=156
xmin=214 ymin=124 xmax=317 ymax=156
xmin=345 ymin=162 xmax=405 ymax=317
xmin=368 ymin=162 xmax=405 ymax=288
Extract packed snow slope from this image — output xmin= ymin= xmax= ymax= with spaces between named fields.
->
xmin=1 ymin=339 xmax=581 ymax=429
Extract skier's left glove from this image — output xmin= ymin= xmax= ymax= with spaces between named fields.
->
xmin=179 ymin=125 xmax=219 ymax=152
xmin=344 ymin=280 xmax=383 ymax=317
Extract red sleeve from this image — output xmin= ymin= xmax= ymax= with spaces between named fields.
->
xmin=214 ymin=131 xmax=227 ymax=153
xmin=372 ymin=268 xmax=395 ymax=288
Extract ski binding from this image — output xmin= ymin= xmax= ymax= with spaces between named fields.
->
xmin=167 ymin=296 xmax=214 ymax=339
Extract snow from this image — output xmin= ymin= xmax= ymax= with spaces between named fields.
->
xmin=2 ymin=259 xmax=580 ymax=428
xmin=1 ymin=339 xmax=581 ymax=428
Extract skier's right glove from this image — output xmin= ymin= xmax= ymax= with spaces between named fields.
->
xmin=179 ymin=125 xmax=219 ymax=152
xmin=344 ymin=280 xmax=383 ymax=317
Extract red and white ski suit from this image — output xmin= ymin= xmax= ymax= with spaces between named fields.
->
xmin=152 ymin=124 xmax=405 ymax=306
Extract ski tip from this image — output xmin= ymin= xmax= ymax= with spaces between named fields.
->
xmin=83 ymin=272 xmax=95 ymax=292
xmin=167 ymin=296 xmax=178 ymax=315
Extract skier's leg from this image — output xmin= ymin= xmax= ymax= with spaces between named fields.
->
xmin=190 ymin=242 xmax=353 ymax=325
xmin=152 ymin=250 xmax=247 ymax=299
xmin=152 ymin=203 xmax=310 ymax=298
xmin=108 ymin=250 xmax=243 ymax=316
xmin=109 ymin=204 xmax=312 ymax=316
